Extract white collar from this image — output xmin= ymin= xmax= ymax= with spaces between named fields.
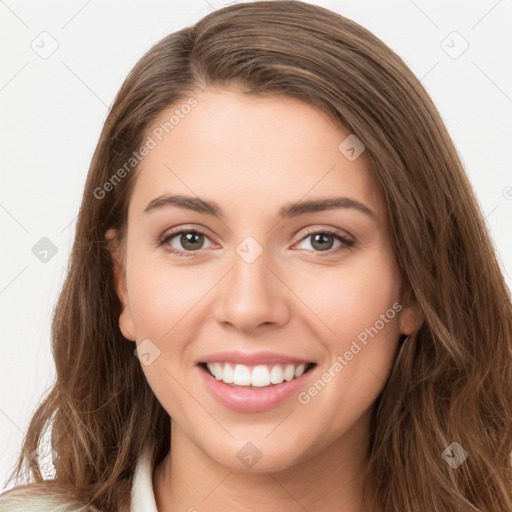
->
xmin=130 ymin=449 xmax=159 ymax=512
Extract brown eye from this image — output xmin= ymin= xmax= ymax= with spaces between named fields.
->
xmin=310 ymin=233 xmax=336 ymax=251
xmin=294 ymin=229 xmax=355 ymax=255
xmin=177 ymin=231 xmax=205 ymax=251
xmin=159 ymin=229 xmax=214 ymax=257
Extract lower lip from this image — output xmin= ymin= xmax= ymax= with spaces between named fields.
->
xmin=197 ymin=364 xmax=316 ymax=413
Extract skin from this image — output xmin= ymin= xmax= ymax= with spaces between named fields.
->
xmin=107 ymin=87 xmax=422 ymax=511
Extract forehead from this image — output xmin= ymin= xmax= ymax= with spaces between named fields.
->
xmin=128 ymin=88 xmax=385 ymax=222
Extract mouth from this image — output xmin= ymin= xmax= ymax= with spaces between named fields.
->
xmin=197 ymin=360 xmax=318 ymax=413
xmin=198 ymin=361 xmax=317 ymax=389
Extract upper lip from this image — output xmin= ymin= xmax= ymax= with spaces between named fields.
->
xmin=198 ymin=350 xmax=315 ymax=366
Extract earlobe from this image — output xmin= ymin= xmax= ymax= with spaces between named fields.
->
xmin=119 ymin=308 xmax=136 ymax=342
xmin=398 ymin=285 xmax=423 ymax=336
xmin=399 ymin=303 xmax=423 ymax=336
xmin=105 ymin=228 xmax=136 ymax=342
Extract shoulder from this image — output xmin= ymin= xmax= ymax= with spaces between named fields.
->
xmin=0 ymin=483 xmax=105 ymax=512
xmin=0 ymin=450 xmax=154 ymax=512
xmin=0 ymin=486 xmax=77 ymax=512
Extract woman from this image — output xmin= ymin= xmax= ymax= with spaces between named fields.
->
xmin=1 ymin=1 xmax=511 ymax=511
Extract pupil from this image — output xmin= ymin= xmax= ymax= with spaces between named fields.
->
xmin=313 ymin=233 xmax=332 ymax=251
xmin=182 ymin=232 xmax=203 ymax=250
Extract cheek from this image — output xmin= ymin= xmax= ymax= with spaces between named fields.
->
xmin=317 ymin=260 xmax=401 ymax=400
xmin=292 ymin=266 xmax=401 ymax=432
xmin=295 ymin=253 xmax=401 ymax=343
xmin=293 ymin=251 xmax=402 ymax=404
xmin=125 ymin=259 xmax=202 ymax=413
xmin=126 ymin=257 xmax=209 ymax=339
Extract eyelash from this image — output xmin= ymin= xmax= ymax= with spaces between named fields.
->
xmin=158 ymin=226 xmax=355 ymax=258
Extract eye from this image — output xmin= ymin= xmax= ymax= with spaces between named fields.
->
xmin=159 ymin=227 xmax=214 ymax=257
xmin=158 ymin=226 xmax=355 ymax=258
xmin=293 ymin=228 xmax=354 ymax=256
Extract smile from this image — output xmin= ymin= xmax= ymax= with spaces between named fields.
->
xmin=197 ymin=362 xmax=317 ymax=412
xmin=202 ymin=361 xmax=316 ymax=388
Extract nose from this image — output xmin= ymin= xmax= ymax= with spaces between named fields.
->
xmin=212 ymin=245 xmax=290 ymax=333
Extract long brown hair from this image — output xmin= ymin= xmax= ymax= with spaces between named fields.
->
xmin=1 ymin=1 xmax=511 ymax=510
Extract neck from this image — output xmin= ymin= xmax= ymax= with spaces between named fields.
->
xmin=153 ymin=411 xmax=382 ymax=512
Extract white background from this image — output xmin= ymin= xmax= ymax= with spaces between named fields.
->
xmin=1 ymin=0 xmax=511 ymax=489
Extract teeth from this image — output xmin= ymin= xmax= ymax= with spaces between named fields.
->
xmin=295 ymin=363 xmax=307 ymax=378
xmin=222 ymin=362 xmax=234 ymax=383
xmin=205 ymin=362 xmax=310 ymax=387
xmin=233 ymin=364 xmax=251 ymax=385
xmin=250 ymin=365 xmax=270 ymax=386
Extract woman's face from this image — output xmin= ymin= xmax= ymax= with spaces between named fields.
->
xmin=108 ymin=87 xmax=421 ymax=472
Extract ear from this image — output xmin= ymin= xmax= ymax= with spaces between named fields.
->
xmin=398 ymin=282 xmax=423 ymax=336
xmin=105 ymin=228 xmax=136 ymax=342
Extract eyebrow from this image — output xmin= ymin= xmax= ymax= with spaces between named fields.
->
xmin=143 ymin=194 xmax=376 ymax=220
